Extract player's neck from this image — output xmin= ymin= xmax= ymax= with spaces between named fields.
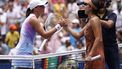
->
xmin=32 ymin=13 xmax=39 ymax=18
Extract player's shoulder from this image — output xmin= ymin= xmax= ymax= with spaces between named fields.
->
xmin=30 ymin=16 xmax=38 ymax=22
xmin=107 ymin=10 xmax=117 ymax=16
xmin=89 ymin=16 xmax=101 ymax=27
xmin=90 ymin=16 xmax=100 ymax=23
xmin=29 ymin=15 xmax=39 ymax=26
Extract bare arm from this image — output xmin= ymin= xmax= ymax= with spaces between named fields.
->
xmin=64 ymin=24 xmax=86 ymax=40
xmin=100 ymin=19 xmax=114 ymax=28
xmin=89 ymin=17 xmax=103 ymax=56
xmin=100 ymin=12 xmax=117 ymax=28
xmin=30 ymin=17 xmax=57 ymax=39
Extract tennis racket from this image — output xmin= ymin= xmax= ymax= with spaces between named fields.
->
xmin=70 ymin=54 xmax=101 ymax=61
xmin=89 ymin=54 xmax=101 ymax=61
xmin=38 ymin=13 xmax=62 ymax=51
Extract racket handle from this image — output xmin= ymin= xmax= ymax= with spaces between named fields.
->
xmin=91 ymin=55 xmax=101 ymax=61
xmin=39 ymin=39 xmax=47 ymax=51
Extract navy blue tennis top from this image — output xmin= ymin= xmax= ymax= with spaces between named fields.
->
xmin=101 ymin=10 xmax=117 ymax=46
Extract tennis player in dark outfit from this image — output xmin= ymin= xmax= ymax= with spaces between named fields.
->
xmin=98 ymin=0 xmax=120 ymax=69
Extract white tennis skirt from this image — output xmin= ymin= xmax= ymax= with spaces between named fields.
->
xmin=12 ymin=52 xmax=33 ymax=68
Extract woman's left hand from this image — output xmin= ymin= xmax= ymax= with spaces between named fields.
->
xmin=59 ymin=18 xmax=69 ymax=27
xmin=85 ymin=55 xmax=92 ymax=61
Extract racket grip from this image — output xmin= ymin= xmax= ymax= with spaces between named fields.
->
xmin=39 ymin=39 xmax=47 ymax=51
xmin=91 ymin=55 xmax=101 ymax=61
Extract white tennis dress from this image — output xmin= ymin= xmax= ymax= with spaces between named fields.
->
xmin=12 ymin=14 xmax=36 ymax=68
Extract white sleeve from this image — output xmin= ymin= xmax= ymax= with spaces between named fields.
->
xmin=1 ymin=13 xmax=7 ymax=23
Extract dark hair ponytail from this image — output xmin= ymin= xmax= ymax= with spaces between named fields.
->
xmin=26 ymin=8 xmax=33 ymax=18
xmin=91 ymin=0 xmax=105 ymax=14
xmin=105 ymin=0 xmax=111 ymax=8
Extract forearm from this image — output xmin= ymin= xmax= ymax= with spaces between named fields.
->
xmin=41 ymin=28 xmax=57 ymax=39
xmin=100 ymin=20 xmax=114 ymax=28
xmin=38 ymin=23 xmax=62 ymax=39
xmin=65 ymin=27 xmax=81 ymax=40
xmin=89 ymin=38 xmax=103 ymax=56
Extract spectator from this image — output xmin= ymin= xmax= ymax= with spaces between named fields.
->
xmin=53 ymin=0 xmax=67 ymax=17
xmin=67 ymin=0 xmax=79 ymax=20
xmin=69 ymin=18 xmax=84 ymax=48
xmin=5 ymin=24 xmax=19 ymax=49
xmin=97 ymin=0 xmax=120 ymax=69
xmin=0 ymin=36 xmax=10 ymax=69
xmin=0 ymin=7 xmax=7 ymax=43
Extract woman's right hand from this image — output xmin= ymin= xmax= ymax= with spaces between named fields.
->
xmin=58 ymin=17 xmax=69 ymax=27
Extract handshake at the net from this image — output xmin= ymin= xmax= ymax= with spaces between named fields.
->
xmin=58 ymin=18 xmax=70 ymax=28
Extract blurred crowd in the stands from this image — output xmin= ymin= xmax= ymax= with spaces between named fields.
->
xmin=0 ymin=0 xmax=121 ymax=55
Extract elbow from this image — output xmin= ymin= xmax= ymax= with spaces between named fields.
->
xmin=76 ymin=32 xmax=84 ymax=40
xmin=42 ymin=35 xmax=50 ymax=39
xmin=75 ymin=34 xmax=81 ymax=40
xmin=40 ymin=32 xmax=50 ymax=39
xmin=99 ymin=39 xmax=103 ymax=43
xmin=107 ymin=24 xmax=113 ymax=28
xmin=106 ymin=21 xmax=114 ymax=28
xmin=96 ymin=37 xmax=103 ymax=43
xmin=42 ymin=36 xmax=49 ymax=39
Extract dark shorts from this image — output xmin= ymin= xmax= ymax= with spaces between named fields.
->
xmin=104 ymin=44 xmax=120 ymax=69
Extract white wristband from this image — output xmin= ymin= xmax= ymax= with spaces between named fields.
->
xmin=55 ymin=24 xmax=62 ymax=31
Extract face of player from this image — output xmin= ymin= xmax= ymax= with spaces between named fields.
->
xmin=78 ymin=1 xmax=93 ymax=15
xmin=84 ymin=3 xmax=93 ymax=15
xmin=35 ymin=5 xmax=45 ymax=16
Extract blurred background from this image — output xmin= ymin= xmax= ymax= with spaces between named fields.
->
xmin=0 ymin=0 xmax=121 ymax=69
